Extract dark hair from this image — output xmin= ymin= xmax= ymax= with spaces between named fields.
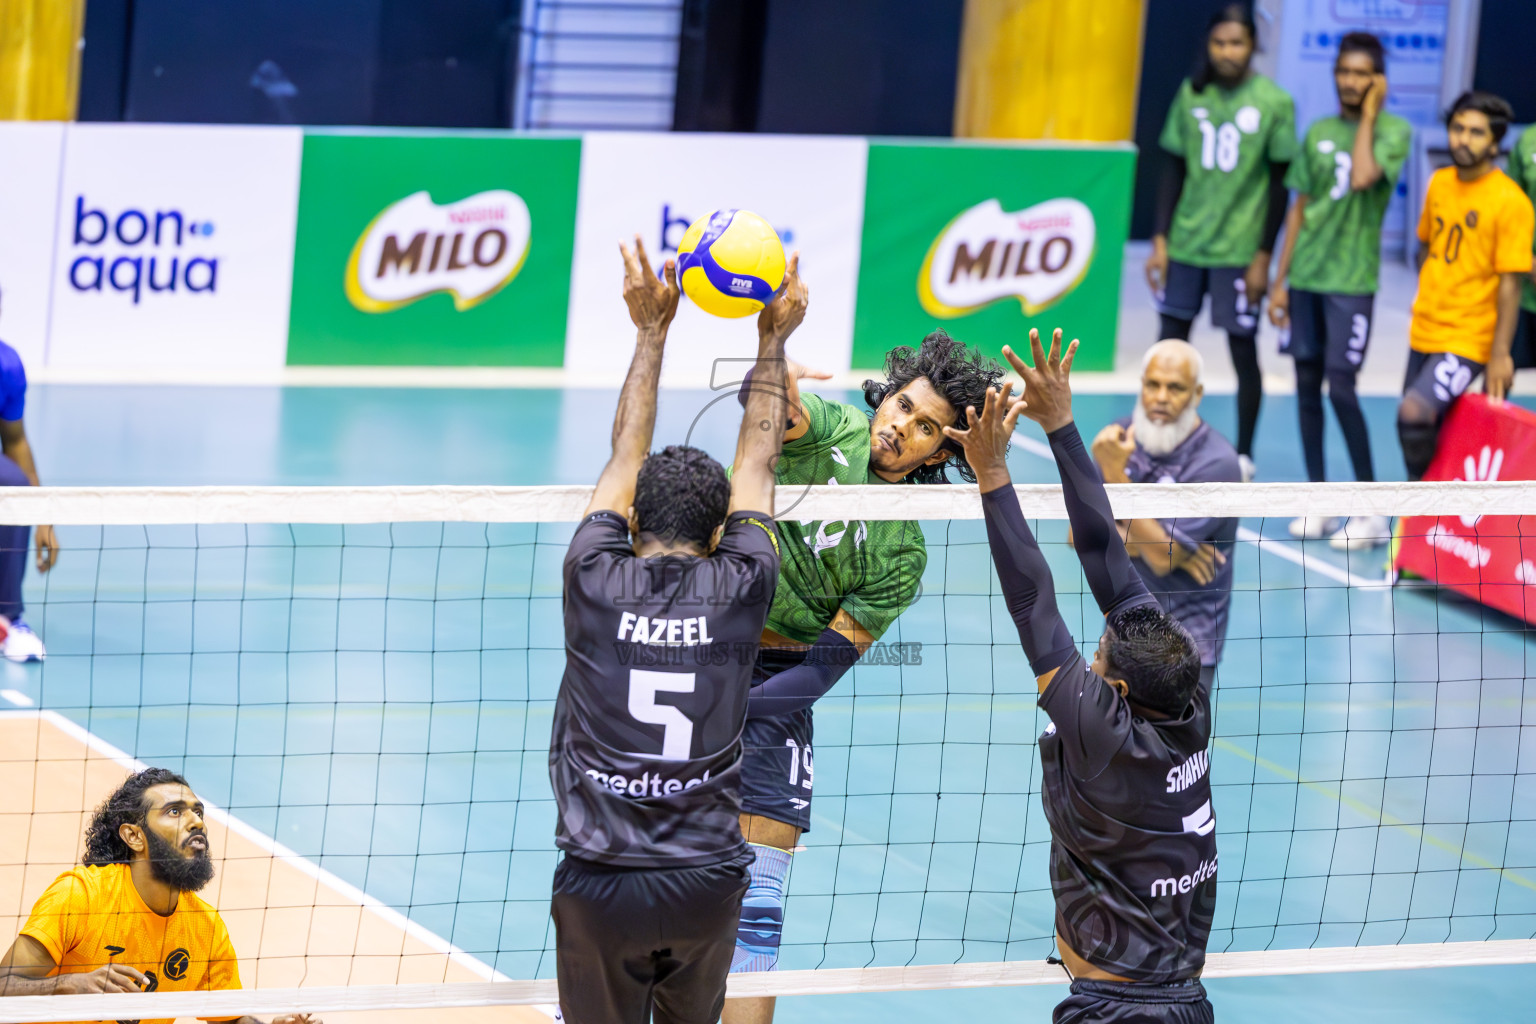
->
xmin=83 ymin=767 xmax=191 ymax=866
xmin=861 ymin=329 xmax=1005 ymax=485
xmin=633 ymin=444 xmax=730 ymax=550
xmin=1103 ymin=605 xmax=1202 ymax=716
xmin=1446 ymin=90 xmax=1513 ymax=144
xmin=1336 ymin=31 xmax=1385 ymax=74
xmin=1192 ymin=3 xmax=1257 ymax=92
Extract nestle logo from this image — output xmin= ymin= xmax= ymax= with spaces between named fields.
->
xmin=67 ymin=196 xmax=219 ymax=304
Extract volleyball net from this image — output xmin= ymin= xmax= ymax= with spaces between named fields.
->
xmin=1 ymin=481 xmax=1534 ymax=1020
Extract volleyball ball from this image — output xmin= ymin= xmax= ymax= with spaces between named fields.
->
xmin=676 ymin=209 xmax=786 ymax=318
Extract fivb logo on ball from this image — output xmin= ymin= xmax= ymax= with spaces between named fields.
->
xmin=67 ymin=196 xmax=220 ymax=304
xmin=345 ymin=190 xmax=531 ymax=313
xmin=918 ymin=198 xmax=1095 ymax=318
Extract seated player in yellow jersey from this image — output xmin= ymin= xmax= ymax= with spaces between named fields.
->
xmin=1399 ymin=91 xmax=1536 ymax=480
xmin=0 ymin=767 xmax=316 ymax=1024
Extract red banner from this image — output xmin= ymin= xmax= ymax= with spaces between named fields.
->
xmin=1395 ymin=394 xmax=1536 ymax=625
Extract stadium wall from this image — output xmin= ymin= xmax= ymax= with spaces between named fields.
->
xmin=0 ymin=124 xmax=1134 ymax=381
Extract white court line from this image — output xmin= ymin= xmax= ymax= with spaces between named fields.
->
xmin=1 ymin=688 xmax=34 ymax=706
xmin=1011 ymin=432 xmax=1391 ymax=589
xmin=4 ymin=938 xmax=1535 ymax=1019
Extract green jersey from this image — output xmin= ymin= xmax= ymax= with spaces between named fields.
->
xmin=1509 ymin=126 xmax=1536 ymax=312
xmin=752 ymin=392 xmax=926 ymax=645
xmin=1159 ymin=74 xmax=1297 ymax=267
xmin=1286 ymin=111 xmax=1412 ymax=295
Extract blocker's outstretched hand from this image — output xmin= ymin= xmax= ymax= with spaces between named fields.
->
xmin=1004 ymin=328 xmax=1078 ymax=435
xmin=758 ymin=251 xmax=809 ymax=342
xmin=620 ymin=235 xmax=679 ymax=333
xmin=942 ymin=382 xmax=1025 ymax=494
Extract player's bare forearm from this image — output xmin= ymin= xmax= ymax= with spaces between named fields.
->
xmin=730 ymin=331 xmax=788 ymax=515
xmin=1494 ymin=274 xmax=1521 ymax=357
xmin=1349 ymin=107 xmax=1384 ymax=190
xmin=610 ymin=327 xmax=666 ymax=458
xmin=732 ymin=255 xmax=807 ymax=514
xmin=587 ymin=239 xmax=679 ymax=516
xmin=0 ymin=971 xmax=61 ymax=995
xmin=1274 ymin=197 xmax=1305 ymax=287
xmin=1123 ymin=518 xmax=1180 ymax=576
xmin=1486 ymin=273 xmax=1522 ymax=402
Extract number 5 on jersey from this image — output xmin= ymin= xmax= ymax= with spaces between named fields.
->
xmin=628 ymin=670 xmax=696 ymax=760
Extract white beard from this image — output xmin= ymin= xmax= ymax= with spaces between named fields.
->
xmin=1132 ymin=401 xmax=1200 ymax=457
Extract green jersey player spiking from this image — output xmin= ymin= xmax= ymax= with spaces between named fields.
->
xmin=723 ymin=332 xmax=1003 ymax=1024
xmin=1268 ymin=31 xmax=1410 ymax=551
xmin=1147 ymin=3 xmax=1296 ymax=480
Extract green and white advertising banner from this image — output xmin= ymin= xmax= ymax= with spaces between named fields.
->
xmin=566 ymin=132 xmax=867 ymax=386
xmin=853 ymin=141 xmax=1135 ymax=373
xmin=286 ymin=132 xmax=581 ymax=367
xmin=10 ymin=126 xmax=1133 ymax=378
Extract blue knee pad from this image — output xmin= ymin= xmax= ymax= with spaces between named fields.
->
xmin=731 ymin=843 xmax=793 ymax=973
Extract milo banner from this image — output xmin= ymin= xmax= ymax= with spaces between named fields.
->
xmin=286 ymin=133 xmax=581 ymax=366
xmin=853 ymin=142 xmax=1135 ymax=373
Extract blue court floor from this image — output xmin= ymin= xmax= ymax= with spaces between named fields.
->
xmin=6 ymin=382 xmax=1535 ymax=1022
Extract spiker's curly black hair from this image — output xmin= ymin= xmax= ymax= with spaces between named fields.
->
xmin=862 ymin=330 xmax=1006 ymax=485
xmin=633 ymin=444 xmax=731 ymax=551
xmin=83 ymin=767 xmax=191 ymax=866
xmin=1104 ymin=604 xmax=1203 ymax=717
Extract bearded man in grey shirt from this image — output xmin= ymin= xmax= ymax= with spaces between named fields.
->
xmin=1090 ymin=340 xmax=1241 ymax=692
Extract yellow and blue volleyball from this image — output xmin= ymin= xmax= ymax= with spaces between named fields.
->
xmin=676 ymin=209 xmax=786 ymax=318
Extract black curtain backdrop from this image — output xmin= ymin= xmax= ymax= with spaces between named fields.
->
xmin=79 ymin=0 xmax=518 ymax=127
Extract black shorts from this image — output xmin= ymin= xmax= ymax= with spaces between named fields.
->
xmin=740 ymin=649 xmax=816 ymax=833
xmin=1053 ymin=978 xmax=1213 ymax=1024
xmin=1282 ymin=290 xmax=1374 ymax=372
xmin=552 ymin=852 xmax=752 ymax=1024
xmin=1155 ymin=261 xmax=1260 ymax=337
xmin=1403 ymin=349 xmax=1484 ymax=418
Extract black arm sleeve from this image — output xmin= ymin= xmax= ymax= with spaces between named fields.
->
xmin=745 ymin=628 xmax=859 ymax=719
xmin=1152 ymin=153 xmax=1186 ymax=238
xmin=981 ymin=486 xmax=1077 ymax=675
xmin=1261 ymin=160 xmax=1290 ymax=252
xmin=1047 ymin=422 xmax=1156 ymax=619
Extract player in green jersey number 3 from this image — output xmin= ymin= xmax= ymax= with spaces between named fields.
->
xmin=1148 ymin=4 xmax=1296 ymax=482
xmin=1268 ymin=32 xmax=1411 ymax=551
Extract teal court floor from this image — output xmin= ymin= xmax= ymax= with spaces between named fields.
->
xmin=5 ymin=382 xmax=1535 ymax=1022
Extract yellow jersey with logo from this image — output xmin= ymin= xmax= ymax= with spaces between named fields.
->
xmin=1411 ymin=166 xmax=1535 ymax=361
xmin=19 ymin=862 xmax=240 ymax=1024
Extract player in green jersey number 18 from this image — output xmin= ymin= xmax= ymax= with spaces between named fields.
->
xmin=1267 ymin=32 xmax=1411 ymax=551
xmin=1147 ymin=3 xmax=1296 ymax=482
xmin=724 ymin=331 xmax=1003 ymax=1024
xmin=1508 ymin=124 xmax=1536 ymax=368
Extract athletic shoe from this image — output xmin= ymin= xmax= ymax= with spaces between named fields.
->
xmin=4 ymin=620 xmax=45 ymax=662
xmin=1288 ymin=515 xmax=1345 ymax=540
xmin=1239 ymin=455 xmax=1256 ymax=483
xmin=1330 ymin=514 xmax=1393 ymax=551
